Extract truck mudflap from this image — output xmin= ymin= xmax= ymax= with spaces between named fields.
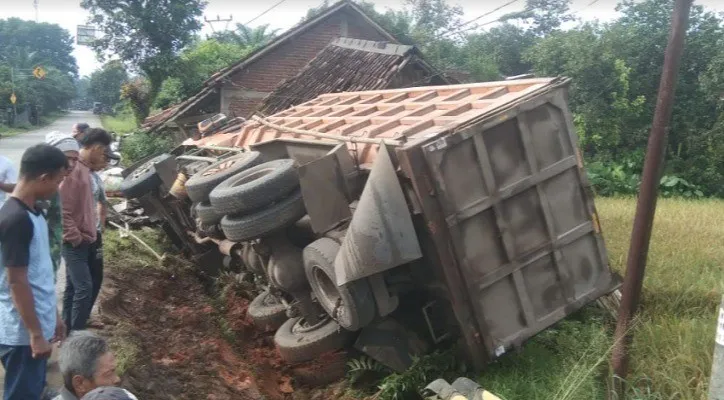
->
xmin=334 ymin=144 xmax=423 ymax=286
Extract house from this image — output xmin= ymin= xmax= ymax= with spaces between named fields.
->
xmin=143 ymin=0 xmax=454 ymax=136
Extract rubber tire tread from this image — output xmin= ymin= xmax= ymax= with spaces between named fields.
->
xmin=185 ymin=151 xmax=264 ymax=203
xmin=220 ymin=190 xmax=306 ymax=242
xmin=248 ymin=290 xmax=288 ymax=332
xmin=274 ymin=317 xmax=352 ymax=364
xmin=120 ymin=153 xmax=173 ymax=199
xmin=195 ymin=201 xmax=221 ymax=225
xmin=303 ymin=238 xmax=376 ymax=331
xmin=209 ymin=159 xmax=298 ymax=216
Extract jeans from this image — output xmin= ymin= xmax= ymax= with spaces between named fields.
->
xmin=0 ymin=345 xmax=47 ymax=400
xmin=62 ymin=233 xmax=103 ymax=331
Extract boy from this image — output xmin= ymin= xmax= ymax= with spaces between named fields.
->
xmin=60 ymin=128 xmax=111 ymax=332
xmin=0 ymin=144 xmax=68 ymax=399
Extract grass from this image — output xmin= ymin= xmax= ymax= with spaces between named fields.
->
xmin=100 ymin=109 xmax=137 ymax=134
xmin=0 ymin=110 xmax=67 ymax=137
xmin=474 ymin=198 xmax=722 ymax=400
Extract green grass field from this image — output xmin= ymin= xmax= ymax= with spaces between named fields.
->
xmin=100 ymin=112 xmax=137 ymax=134
xmin=475 ymin=197 xmax=721 ymax=399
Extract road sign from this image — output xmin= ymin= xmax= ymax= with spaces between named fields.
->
xmin=77 ymin=25 xmax=97 ymax=46
xmin=10 ymin=93 xmax=16 ymax=104
xmin=33 ymin=66 xmax=46 ymax=79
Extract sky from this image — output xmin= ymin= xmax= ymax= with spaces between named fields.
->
xmin=0 ymin=0 xmax=723 ymax=77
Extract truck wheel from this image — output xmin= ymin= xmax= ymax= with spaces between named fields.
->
xmin=274 ymin=316 xmax=352 ymax=364
xmin=248 ymin=290 xmax=288 ymax=331
xmin=120 ymin=153 xmax=173 ymax=199
xmin=195 ymin=201 xmax=221 ymax=225
xmin=185 ymin=151 xmax=263 ymax=203
xmin=220 ymin=190 xmax=306 ymax=242
xmin=304 ymin=238 xmax=376 ymax=331
xmin=209 ymin=159 xmax=298 ymax=216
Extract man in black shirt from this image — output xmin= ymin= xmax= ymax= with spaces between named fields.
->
xmin=0 ymin=144 xmax=69 ymax=399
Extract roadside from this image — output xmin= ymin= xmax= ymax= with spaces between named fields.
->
xmin=0 ymin=111 xmax=69 ymax=139
xmin=100 ymin=106 xmax=137 ymax=134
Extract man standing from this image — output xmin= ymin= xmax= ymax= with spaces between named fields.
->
xmin=59 ymin=128 xmax=111 ymax=332
xmin=0 ymin=144 xmax=68 ymax=399
xmin=44 ymin=133 xmax=81 ymax=278
xmin=87 ymin=146 xmax=109 ymax=320
xmin=71 ymin=123 xmax=90 ymax=142
xmin=54 ymin=331 xmax=120 ymax=400
xmin=0 ymin=155 xmax=18 ymax=208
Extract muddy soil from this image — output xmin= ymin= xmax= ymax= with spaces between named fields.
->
xmin=98 ymin=258 xmax=358 ymax=400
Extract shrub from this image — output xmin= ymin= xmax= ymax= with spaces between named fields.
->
xmin=121 ymin=130 xmax=173 ymax=165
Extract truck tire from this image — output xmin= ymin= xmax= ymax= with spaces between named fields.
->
xmin=209 ymin=159 xmax=298 ymax=216
xmin=274 ymin=316 xmax=352 ymax=364
xmin=185 ymin=151 xmax=263 ymax=203
xmin=220 ymin=190 xmax=306 ymax=242
xmin=304 ymin=238 xmax=376 ymax=331
xmin=195 ymin=201 xmax=221 ymax=225
xmin=120 ymin=153 xmax=173 ymax=199
xmin=248 ymin=290 xmax=288 ymax=332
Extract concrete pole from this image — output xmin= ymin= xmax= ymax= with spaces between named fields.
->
xmin=709 ymin=296 xmax=724 ymax=399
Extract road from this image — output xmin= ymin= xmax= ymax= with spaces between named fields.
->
xmin=0 ymin=110 xmax=103 ymax=396
xmin=2 ymin=110 xmax=102 ymax=168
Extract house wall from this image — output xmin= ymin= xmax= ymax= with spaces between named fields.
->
xmin=221 ymin=9 xmax=391 ymax=118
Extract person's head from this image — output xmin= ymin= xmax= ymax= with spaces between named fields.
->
xmin=46 ymin=131 xmax=80 ymax=173
xmin=79 ymin=128 xmax=113 ymax=167
xmin=72 ymin=123 xmax=90 ymax=141
xmin=81 ymin=387 xmax=138 ymax=400
xmin=59 ymin=331 xmax=120 ymax=398
xmin=19 ymin=144 xmax=69 ymax=199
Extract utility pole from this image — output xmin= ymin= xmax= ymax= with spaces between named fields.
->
xmin=609 ymin=0 xmax=692 ymax=397
xmin=33 ymin=0 xmax=39 ymax=22
xmin=204 ymin=14 xmax=233 ymax=34
xmin=10 ymin=67 xmax=17 ymax=122
xmin=710 ymin=296 xmax=724 ymax=399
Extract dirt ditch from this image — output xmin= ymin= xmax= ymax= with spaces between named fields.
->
xmin=98 ymin=258 xmax=355 ymax=400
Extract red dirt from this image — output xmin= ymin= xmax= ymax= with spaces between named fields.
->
xmin=99 ymin=261 xmax=360 ymax=400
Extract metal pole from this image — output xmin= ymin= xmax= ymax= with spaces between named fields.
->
xmin=10 ymin=67 xmax=16 ymax=123
xmin=610 ymin=0 xmax=692 ymax=395
xmin=710 ymin=296 xmax=724 ymax=399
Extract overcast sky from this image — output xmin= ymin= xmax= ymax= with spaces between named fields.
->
xmin=1 ymin=0 xmax=722 ymax=77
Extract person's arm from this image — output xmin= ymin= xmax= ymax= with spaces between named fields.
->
xmin=98 ymin=179 xmax=108 ymax=231
xmin=59 ymin=171 xmax=83 ymax=246
xmin=1 ymin=212 xmax=52 ymax=358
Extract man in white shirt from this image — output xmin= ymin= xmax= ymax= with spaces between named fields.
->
xmin=0 ymin=155 xmax=18 ymax=208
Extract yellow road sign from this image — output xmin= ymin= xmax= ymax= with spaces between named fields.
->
xmin=10 ymin=93 xmax=16 ymax=104
xmin=33 ymin=66 xmax=46 ymax=80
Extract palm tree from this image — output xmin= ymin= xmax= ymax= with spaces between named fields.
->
xmin=216 ymin=24 xmax=279 ymax=50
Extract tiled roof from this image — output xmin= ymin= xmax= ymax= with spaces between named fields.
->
xmin=255 ymin=38 xmax=454 ymax=117
xmin=205 ymin=78 xmax=560 ymax=166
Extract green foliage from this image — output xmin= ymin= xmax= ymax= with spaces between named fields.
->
xmin=100 ymin=102 xmax=137 ymax=134
xmin=0 ymin=19 xmax=78 ymax=114
xmin=347 ymin=356 xmax=390 ymax=384
xmin=89 ymin=60 xmax=128 ymax=107
xmin=212 ymin=24 xmax=279 ymax=49
xmin=377 ymin=350 xmax=464 ymax=400
xmin=121 ymin=130 xmax=174 ymax=165
xmin=154 ymin=39 xmax=249 ymax=109
xmin=81 ymin=0 xmax=207 ymax=117
xmin=586 ymin=160 xmax=705 ymax=198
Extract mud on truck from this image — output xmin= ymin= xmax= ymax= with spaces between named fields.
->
xmin=118 ymin=78 xmax=620 ymax=373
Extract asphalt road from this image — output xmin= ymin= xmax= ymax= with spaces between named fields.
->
xmin=2 ymin=110 xmax=102 ymax=168
xmin=0 ymin=110 xmax=103 ymax=396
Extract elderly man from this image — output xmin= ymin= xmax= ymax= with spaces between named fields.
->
xmin=54 ymin=331 xmax=120 ymax=400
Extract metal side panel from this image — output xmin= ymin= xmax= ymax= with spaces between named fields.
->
xmin=419 ymin=87 xmax=617 ymax=358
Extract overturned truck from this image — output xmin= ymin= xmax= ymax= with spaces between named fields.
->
xmin=119 ymin=77 xmax=619 ymax=372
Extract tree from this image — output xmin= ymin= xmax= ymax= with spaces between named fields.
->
xmin=0 ymin=18 xmax=78 ymax=76
xmin=81 ymin=0 xmax=207 ymax=119
xmin=213 ymin=24 xmax=279 ymax=49
xmin=89 ymin=60 xmax=128 ymax=107
xmin=154 ymin=38 xmax=249 ymax=109
xmin=498 ymin=0 xmax=574 ymax=37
